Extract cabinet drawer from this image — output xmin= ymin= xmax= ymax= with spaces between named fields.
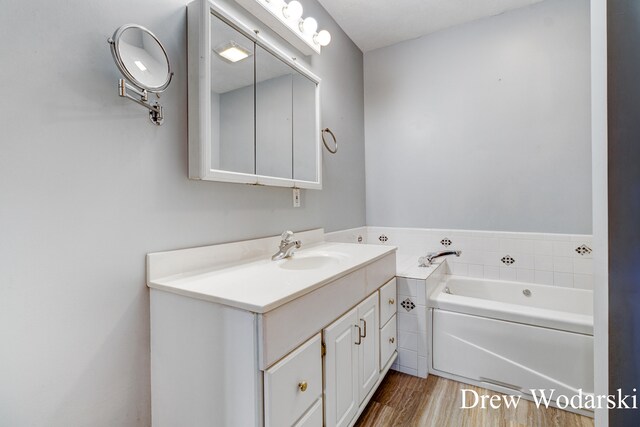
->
xmin=380 ymin=315 xmax=397 ymax=369
xmin=379 ymin=278 xmax=397 ymax=326
xmin=265 ymin=334 xmax=322 ymax=427
xmin=293 ymin=398 xmax=323 ymax=427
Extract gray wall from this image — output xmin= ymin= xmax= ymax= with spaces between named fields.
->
xmin=364 ymin=0 xmax=592 ymax=233
xmin=0 ymin=0 xmax=365 ymax=425
xmin=607 ymin=1 xmax=640 ymax=425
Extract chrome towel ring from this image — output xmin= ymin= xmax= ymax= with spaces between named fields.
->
xmin=322 ymin=128 xmax=337 ymax=154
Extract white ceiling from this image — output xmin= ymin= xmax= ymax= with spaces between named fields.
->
xmin=316 ymin=0 xmax=545 ymax=52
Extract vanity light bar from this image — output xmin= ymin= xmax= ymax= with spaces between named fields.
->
xmin=235 ymin=0 xmax=331 ymax=55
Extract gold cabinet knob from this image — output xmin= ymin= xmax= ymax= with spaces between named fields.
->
xmin=389 ymin=298 xmax=395 ymax=305
xmin=389 ymin=337 xmax=395 ymax=344
xmin=298 ymin=381 xmax=308 ymax=392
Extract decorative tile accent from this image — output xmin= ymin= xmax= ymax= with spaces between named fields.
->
xmin=401 ymin=298 xmax=415 ymax=312
xmin=501 ymin=255 xmax=516 ymax=266
xmin=378 ymin=234 xmax=389 ymax=243
xmin=440 ymin=238 xmax=452 ymax=247
xmin=575 ymin=244 xmax=592 ymax=256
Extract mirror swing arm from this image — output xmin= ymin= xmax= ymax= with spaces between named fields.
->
xmin=115 ymin=77 xmax=165 ymax=125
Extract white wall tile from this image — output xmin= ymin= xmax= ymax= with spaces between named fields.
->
xmin=534 ymin=240 xmax=553 ymax=254
xmin=466 ymin=237 xmax=484 ymax=252
xmin=468 ymin=264 xmax=484 ymax=278
xmin=416 ymin=280 xmax=426 ymax=305
xmin=448 ymin=262 xmax=468 ymax=276
xmin=552 ymin=241 xmax=575 ymax=257
xmin=553 ymin=257 xmax=574 ymax=273
xmin=518 ymin=239 xmax=536 ymax=254
xmin=416 ymin=306 xmax=427 ymax=356
xmin=398 ymin=348 xmax=418 ymax=370
xmin=483 ymin=252 xmax=502 ymax=266
xmin=500 ymin=239 xmax=520 ymax=253
xmin=364 ymin=228 xmax=593 ymax=291
xmin=500 ymin=267 xmax=517 ymax=281
xmin=398 ymin=331 xmax=418 ymax=351
xmin=483 ymin=238 xmax=501 ymax=252
xmin=514 ymin=253 xmax=535 ymax=269
xmin=484 ymin=266 xmax=500 ymax=280
xmin=574 ymin=258 xmax=593 ymax=275
xmin=397 ymin=312 xmax=417 ymax=333
xmin=534 ymin=255 xmax=554 ymax=271
xmin=418 ymin=356 xmax=428 ymax=378
xmin=573 ymin=243 xmax=593 ymax=259
xmin=534 ymin=270 xmax=554 ymax=285
xmin=452 ymin=236 xmax=469 ymax=248
xmin=554 ymin=272 xmax=574 ymax=287
xmin=397 ymin=277 xmax=417 ymax=297
xmin=574 ymin=274 xmax=594 ymax=290
xmin=516 ymin=269 xmax=535 ymax=283
xmin=574 ymin=250 xmax=593 ymax=260
xmin=460 ymin=250 xmax=484 ymax=265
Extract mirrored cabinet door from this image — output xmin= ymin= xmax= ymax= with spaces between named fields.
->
xmin=210 ymin=14 xmax=255 ymax=175
xmin=293 ymin=73 xmax=318 ymax=183
xmin=255 ymin=46 xmax=293 ymax=179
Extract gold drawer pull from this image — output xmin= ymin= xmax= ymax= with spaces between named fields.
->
xmin=389 ymin=337 xmax=395 ymax=344
xmin=389 ymin=298 xmax=395 ymax=305
xmin=298 ymin=381 xmax=308 ymax=392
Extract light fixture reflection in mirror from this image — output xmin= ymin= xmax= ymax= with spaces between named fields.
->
xmin=214 ymin=41 xmax=253 ymax=63
xmin=108 ymin=24 xmax=174 ymax=125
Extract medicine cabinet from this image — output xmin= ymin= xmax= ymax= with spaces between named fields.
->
xmin=188 ymin=0 xmax=322 ymax=189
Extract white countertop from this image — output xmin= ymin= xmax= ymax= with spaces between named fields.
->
xmin=147 ymin=241 xmax=396 ymax=313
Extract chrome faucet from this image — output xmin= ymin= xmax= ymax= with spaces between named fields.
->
xmin=271 ymin=231 xmax=302 ymax=261
xmin=418 ymin=250 xmax=461 ymax=267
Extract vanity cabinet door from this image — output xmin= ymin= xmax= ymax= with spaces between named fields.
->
xmin=357 ymin=292 xmax=380 ymax=404
xmin=324 ymin=307 xmax=359 ymax=427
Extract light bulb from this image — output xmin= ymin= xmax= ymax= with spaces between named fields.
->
xmin=300 ymin=17 xmax=318 ymax=35
xmin=314 ymin=30 xmax=331 ymax=47
xmin=282 ymin=1 xmax=303 ymax=20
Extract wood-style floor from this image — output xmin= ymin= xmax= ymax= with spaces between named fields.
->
xmin=355 ymin=371 xmax=594 ymax=427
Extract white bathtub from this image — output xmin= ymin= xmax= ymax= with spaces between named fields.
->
xmin=428 ymin=275 xmax=594 ymax=412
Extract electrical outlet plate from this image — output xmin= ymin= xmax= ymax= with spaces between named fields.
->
xmin=293 ymin=188 xmax=301 ymax=207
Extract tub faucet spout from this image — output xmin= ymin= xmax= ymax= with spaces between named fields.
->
xmin=418 ymin=250 xmax=461 ymax=267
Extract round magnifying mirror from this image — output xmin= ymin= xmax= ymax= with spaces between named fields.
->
xmin=109 ymin=24 xmax=173 ymax=93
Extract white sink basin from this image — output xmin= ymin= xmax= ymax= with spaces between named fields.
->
xmin=278 ymin=253 xmax=342 ymax=270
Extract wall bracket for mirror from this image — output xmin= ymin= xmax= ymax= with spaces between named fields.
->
xmin=322 ymin=128 xmax=337 ymax=154
xmin=108 ymin=24 xmax=174 ymax=125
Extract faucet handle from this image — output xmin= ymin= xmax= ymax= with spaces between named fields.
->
xmin=418 ymin=256 xmax=430 ymax=268
xmin=281 ymin=230 xmax=295 ymax=242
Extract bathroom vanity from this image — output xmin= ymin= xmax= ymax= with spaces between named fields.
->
xmin=147 ymin=229 xmax=397 ymax=426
